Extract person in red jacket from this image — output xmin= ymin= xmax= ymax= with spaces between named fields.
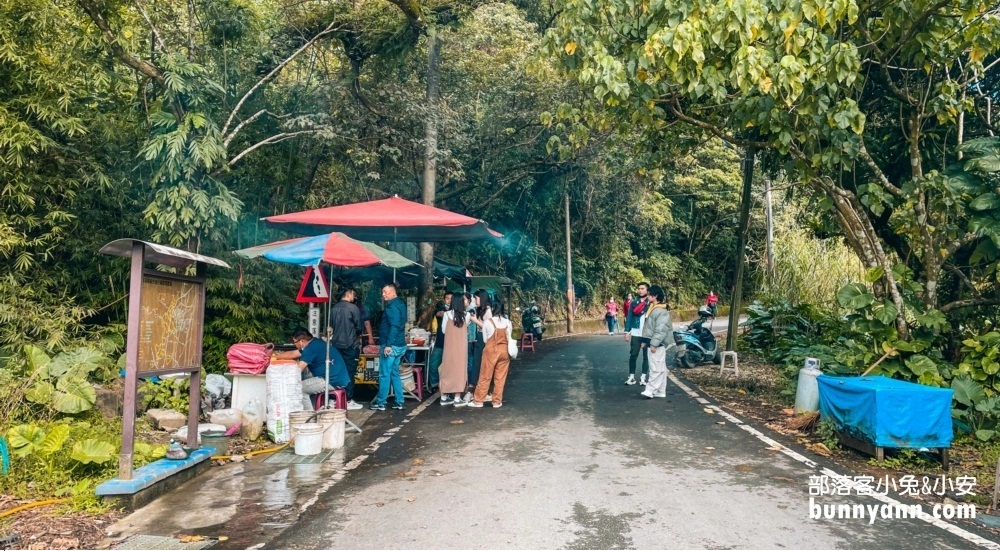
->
xmin=624 ymin=283 xmax=651 ymax=385
xmin=604 ymin=296 xmax=620 ymax=335
xmin=706 ymin=291 xmax=719 ymax=317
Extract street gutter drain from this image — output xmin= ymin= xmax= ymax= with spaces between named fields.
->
xmin=112 ymin=535 xmax=214 ymax=550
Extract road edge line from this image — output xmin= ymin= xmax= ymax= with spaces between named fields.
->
xmin=666 ymin=370 xmax=1000 ymax=550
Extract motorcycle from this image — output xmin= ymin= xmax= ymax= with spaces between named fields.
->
xmin=673 ymin=305 xmax=721 ymax=367
xmin=517 ymin=304 xmax=545 ymax=341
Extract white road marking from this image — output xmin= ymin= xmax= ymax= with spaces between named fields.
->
xmin=298 ymin=393 xmax=439 ymax=514
xmin=667 ymin=371 xmax=999 ymax=549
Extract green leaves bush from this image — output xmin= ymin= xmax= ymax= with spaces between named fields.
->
xmin=743 ymin=292 xmax=1000 ymax=441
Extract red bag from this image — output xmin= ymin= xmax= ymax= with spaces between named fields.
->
xmin=227 ymin=343 xmax=274 ymax=374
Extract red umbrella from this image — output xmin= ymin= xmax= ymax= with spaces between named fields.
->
xmin=263 ymin=195 xmax=500 ymax=242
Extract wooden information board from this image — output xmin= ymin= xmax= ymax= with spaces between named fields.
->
xmin=137 ymin=272 xmax=204 ymax=373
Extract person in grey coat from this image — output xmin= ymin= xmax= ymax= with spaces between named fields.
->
xmin=640 ymin=285 xmax=675 ymax=398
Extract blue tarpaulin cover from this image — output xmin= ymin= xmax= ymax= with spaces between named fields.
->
xmin=817 ymin=375 xmax=954 ymax=449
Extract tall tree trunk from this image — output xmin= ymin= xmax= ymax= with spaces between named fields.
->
xmin=565 ymin=188 xmax=574 ymax=334
xmin=813 ymin=176 xmax=911 ymax=340
xmin=764 ymin=177 xmax=775 ymax=289
xmin=419 ymin=30 xmax=441 ymax=326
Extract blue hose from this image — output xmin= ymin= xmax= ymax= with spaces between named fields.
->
xmin=0 ymin=437 xmax=9 ymax=476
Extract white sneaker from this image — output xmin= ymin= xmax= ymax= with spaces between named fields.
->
xmin=484 ymin=394 xmax=493 ymax=402
xmin=346 ymin=400 xmax=363 ymax=410
xmin=463 ymin=391 xmax=473 ymax=403
xmin=640 ymin=374 xmax=648 ymax=386
xmin=640 ymin=390 xmax=653 ymax=399
xmin=625 ymin=375 xmax=636 ymax=386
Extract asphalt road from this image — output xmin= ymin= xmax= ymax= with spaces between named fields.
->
xmin=268 ymin=334 xmax=998 ymax=550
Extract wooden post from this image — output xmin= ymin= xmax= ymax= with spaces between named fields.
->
xmin=119 ymin=242 xmax=145 ymax=480
xmin=727 ymin=148 xmax=755 ymax=352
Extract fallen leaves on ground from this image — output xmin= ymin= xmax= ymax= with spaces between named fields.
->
xmin=703 ymin=408 xmax=715 ymax=414
xmin=450 ymin=420 xmax=464 ymax=424
xmin=0 ymin=496 xmax=121 ymax=551
xmin=406 ymin=497 xmax=416 ymax=502
xmin=412 ymin=458 xmax=424 ymax=466
xmin=809 ymin=443 xmax=833 ymax=457
xmin=179 ymin=535 xmax=204 ymax=543
xmin=375 ymin=502 xmax=385 ymax=507
xmin=782 ymin=408 xmax=795 ymax=415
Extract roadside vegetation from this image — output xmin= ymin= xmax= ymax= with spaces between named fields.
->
xmin=0 ymin=0 xmax=998 ymax=525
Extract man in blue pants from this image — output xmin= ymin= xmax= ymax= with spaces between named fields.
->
xmin=371 ymin=282 xmax=408 ymax=411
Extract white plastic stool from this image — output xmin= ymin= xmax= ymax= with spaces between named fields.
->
xmin=720 ymin=351 xmax=739 ymax=377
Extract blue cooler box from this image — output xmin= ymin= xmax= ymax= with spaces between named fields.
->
xmin=816 ymin=375 xmax=953 ymax=449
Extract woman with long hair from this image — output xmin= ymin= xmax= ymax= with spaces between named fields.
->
xmin=439 ymin=293 xmax=470 ymax=406
xmin=466 ymin=289 xmax=493 ymax=401
xmin=469 ymin=298 xmax=513 ymax=408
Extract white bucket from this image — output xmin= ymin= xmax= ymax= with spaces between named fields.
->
xmin=293 ymin=423 xmax=324 ymax=456
xmin=317 ymin=409 xmax=346 ymax=450
xmin=288 ymin=411 xmax=315 ymax=441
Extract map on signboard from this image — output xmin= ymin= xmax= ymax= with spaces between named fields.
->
xmin=137 ymin=274 xmax=204 ymax=373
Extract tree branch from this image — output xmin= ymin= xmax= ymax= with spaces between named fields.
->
xmin=944 ymin=264 xmax=981 ymax=299
xmin=664 ymin=98 xmax=769 ymax=149
xmin=944 ymin=232 xmax=980 ymax=259
xmin=222 ymin=110 xmax=288 ymax=148
xmin=858 ymin=138 xmax=904 ymax=197
xmin=885 ymin=0 xmax=952 ymax=62
xmin=77 ymin=0 xmax=166 ymax=87
xmin=221 ymin=19 xmax=346 ymax=139
xmin=227 ymin=130 xmax=327 ymax=167
xmin=132 ymin=0 xmax=165 ymax=50
xmin=941 ymin=298 xmax=1000 ymax=313
xmin=385 ymin=0 xmax=425 ymax=26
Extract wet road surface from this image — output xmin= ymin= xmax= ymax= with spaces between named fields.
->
xmin=265 ymin=334 xmax=998 ymax=550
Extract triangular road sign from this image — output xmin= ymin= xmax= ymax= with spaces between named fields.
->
xmin=296 ymin=266 xmax=330 ymax=303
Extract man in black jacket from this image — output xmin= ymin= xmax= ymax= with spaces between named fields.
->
xmin=330 ymin=287 xmax=364 ymax=409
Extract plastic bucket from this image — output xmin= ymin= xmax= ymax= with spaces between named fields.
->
xmin=293 ymin=423 xmax=324 ymax=456
xmin=288 ymin=411 xmax=315 ymax=441
xmin=316 ymin=409 xmax=346 ymax=450
xmin=201 ymin=430 xmax=230 ymax=456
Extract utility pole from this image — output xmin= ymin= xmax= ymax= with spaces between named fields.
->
xmin=764 ymin=177 xmax=775 ymax=289
xmin=565 ymin=188 xmax=574 ymax=334
xmin=727 ymin=148 xmax=755 ymax=352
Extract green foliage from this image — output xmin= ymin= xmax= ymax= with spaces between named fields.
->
xmin=744 ymin=298 xmax=1000 ymax=440
xmin=70 ymin=439 xmax=117 ymax=465
xmin=140 ymin=376 xmax=194 ymax=413
xmin=5 ymin=422 xmax=110 ymax=474
xmin=955 ymin=332 xmax=1000 ymax=386
xmin=0 ymin=414 xmax=164 ymax=504
xmin=548 ymin=0 xmax=1000 ymax=338
xmin=869 ymin=449 xmax=940 ymax=471
xmin=816 ymin=419 xmax=841 ymax=451
xmin=20 ymin=344 xmax=117 ymax=416
xmin=754 ymin=202 xmax=865 ymax=307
